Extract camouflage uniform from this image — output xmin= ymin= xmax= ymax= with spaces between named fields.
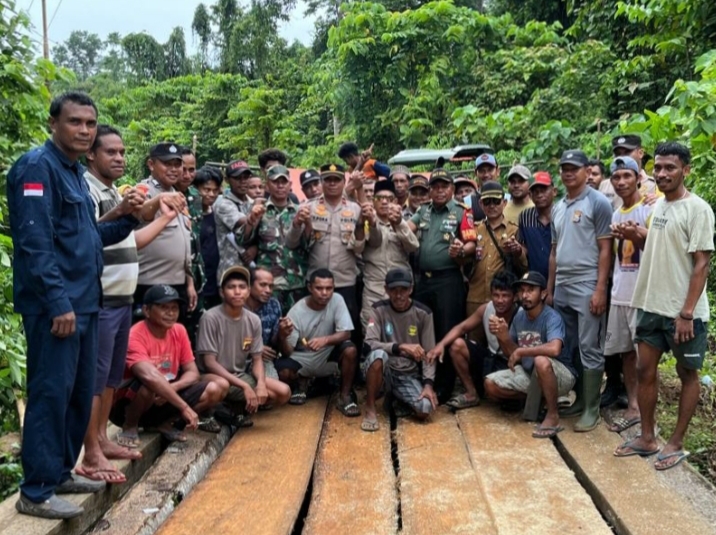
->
xmin=183 ymin=185 xmax=205 ymax=294
xmin=214 ymin=189 xmax=252 ymax=285
xmin=243 ymin=199 xmax=309 ymax=314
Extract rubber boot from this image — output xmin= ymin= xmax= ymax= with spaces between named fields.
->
xmin=560 ymin=358 xmax=584 ymax=417
xmin=574 ymin=369 xmax=603 ymax=432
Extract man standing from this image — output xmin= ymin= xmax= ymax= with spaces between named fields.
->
xmin=300 ymin=169 xmax=322 ymax=201
xmin=474 ymin=153 xmax=500 ymax=186
xmin=8 ymin=92 xmax=141 ymax=518
xmin=193 ymin=167 xmax=223 ymax=309
xmin=362 ymin=180 xmax=419 ymax=330
xmin=600 ymin=135 xmax=658 ymax=210
xmin=135 ymin=143 xmax=197 ymax=322
xmin=338 ymin=141 xmax=391 ymax=180
xmin=587 ymin=160 xmax=607 ymax=190
xmin=615 ymin=143 xmax=714 ymax=471
xmin=603 ymin=157 xmax=652 ymax=433
xmin=276 ymin=269 xmax=359 ymax=416
xmin=468 ymin=182 xmax=526 ymax=317
xmin=454 ymin=175 xmax=478 ymax=204
xmin=403 ymin=174 xmax=430 ymax=221
xmin=286 ymin=164 xmax=370 ymax=344
xmin=362 ymin=268 xmax=437 ymax=431
xmin=214 ymin=159 xmax=254 ymax=279
xmin=408 ymin=166 xmax=476 ymax=400
xmin=518 ymin=172 xmax=556 ymax=280
xmin=390 ymin=165 xmax=411 ymax=209
xmin=547 ymin=150 xmax=613 ymax=432
xmin=504 ymin=164 xmax=534 ymax=224
xmin=242 ymin=165 xmax=307 ymax=314
xmin=484 ymin=272 xmax=576 ymax=439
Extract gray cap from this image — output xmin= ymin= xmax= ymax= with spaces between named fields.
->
xmin=507 ymin=164 xmax=531 ymax=181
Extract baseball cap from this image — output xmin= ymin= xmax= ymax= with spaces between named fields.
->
xmin=149 ymin=143 xmax=183 ymax=162
xmin=320 ymin=163 xmax=346 ymax=180
xmin=385 ymin=267 xmax=413 ymax=288
xmin=389 ymin=165 xmax=411 ymax=179
xmin=374 ymin=180 xmax=395 ymax=196
xmin=507 ymin=164 xmax=532 ymax=182
xmin=226 ymin=160 xmax=251 ymax=178
xmin=429 ymin=168 xmax=453 ymax=185
xmin=409 ymin=175 xmax=429 ymax=191
xmin=612 ymin=135 xmax=642 ymax=152
xmin=300 ymin=169 xmax=320 ymax=187
xmin=475 ymin=153 xmax=497 ymax=168
xmin=529 ymin=171 xmax=553 ymax=189
xmin=220 ymin=266 xmax=251 ymax=287
xmin=559 ymin=150 xmax=589 ymax=168
xmin=143 ymin=284 xmax=184 ymax=306
xmin=454 ymin=175 xmax=477 ymax=190
xmin=513 ymin=271 xmax=547 ymax=290
xmin=610 ymin=156 xmax=639 ymax=175
xmin=480 ymin=181 xmax=504 ymax=200
xmin=266 ymin=164 xmax=290 ymax=181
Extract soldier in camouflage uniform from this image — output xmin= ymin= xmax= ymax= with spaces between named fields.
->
xmin=241 ymin=165 xmax=308 ymax=315
xmin=177 ymin=148 xmax=205 ymax=298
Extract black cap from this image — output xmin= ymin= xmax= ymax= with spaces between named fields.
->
xmin=320 ymin=163 xmax=346 ymax=180
xmin=559 ymin=150 xmax=589 ymax=168
xmin=385 ymin=267 xmax=413 ymax=288
xmin=409 ymin=175 xmax=429 ymax=190
xmin=374 ymin=180 xmax=395 ymax=196
xmin=480 ymin=180 xmax=504 ymax=200
xmin=300 ymin=169 xmax=320 ymax=187
xmin=513 ymin=271 xmax=547 ymax=290
xmin=143 ymin=284 xmax=185 ymax=305
xmin=149 ymin=143 xmax=183 ymax=162
xmin=612 ymin=134 xmax=642 ymax=151
xmin=429 ymin=168 xmax=453 ymax=185
xmin=226 ymin=160 xmax=251 ymax=178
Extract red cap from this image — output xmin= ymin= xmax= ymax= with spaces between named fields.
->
xmin=530 ymin=171 xmax=552 ymax=189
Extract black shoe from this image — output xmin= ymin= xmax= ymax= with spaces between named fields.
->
xmin=56 ymin=473 xmax=106 ymax=494
xmin=600 ymin=381 xmax=621 ymax=408
xmin=617 ymin=392 xmax=629 ymax=409
xmin=16 ymin=494 xmax=84 ymax=519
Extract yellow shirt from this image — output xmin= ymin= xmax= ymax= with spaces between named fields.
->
xmin=503 ymin=198 xmax=534 ymax=225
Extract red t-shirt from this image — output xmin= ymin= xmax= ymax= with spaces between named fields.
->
xmin=116 ymin=321 xmax=194 ymax=400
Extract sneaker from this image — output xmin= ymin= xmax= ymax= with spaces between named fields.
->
xmin=16 ymin=494 xmax=84 ymax=519
xmin=56 ymin=473 xmax=107 ymax=494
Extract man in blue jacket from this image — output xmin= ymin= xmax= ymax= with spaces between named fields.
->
xmin=7 ymin=92 xmax=142 ymax=519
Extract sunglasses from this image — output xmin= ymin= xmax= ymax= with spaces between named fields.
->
xmin=482 ymin=198 xmax=503 ymax=206
xmin=374 ymin=195 xmax=395 ymax=202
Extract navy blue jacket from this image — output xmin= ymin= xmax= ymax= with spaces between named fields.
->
xmin=7 ymin=140 xmax=138 ymax=317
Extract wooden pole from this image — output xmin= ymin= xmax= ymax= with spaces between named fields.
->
xmin=596 ymin=119 xmax=602 ymax=160
xmin=41 ymin=0 xmax=50 ymax=60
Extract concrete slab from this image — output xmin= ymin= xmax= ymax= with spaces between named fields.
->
xmin=303 ymin=404 xmax=398 ymax=535
xmin=556 ymin=421 xmax=716 ymax=535
xmin=0 ymin=430 xmax=162 ymax=535
xmin=155 ymin=398 xmax=328 ymax=535
xmin=92 ymin=427 xmax=231 ymax=535
xmin=457 ymin=408 xmax=612 ymax=535
xmin=396 ymin=408 xmax=497 ymax=535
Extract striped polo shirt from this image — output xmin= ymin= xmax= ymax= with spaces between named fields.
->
xmin=84 ymin=171 xmax=139 ymax=307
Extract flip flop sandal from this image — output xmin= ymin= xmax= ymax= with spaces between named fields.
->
xmin=446 ymin=394 xmax=480 ymax=411
xmin=337 ymin=400 xmax=361 ymax=418
xmin=613 ymin=438 xmax=660 ymax=458
xmin=75 ymin=466 xmax=127 ymax=484
xmin=608 ymin=416 xmax=641 ymax=433
xmin=532 ymin=425 xmax=564 ymax=439
xmin=654 ymin=450 xmax=690 ymax=471
xmin=198 ymin=417 xmax=222 ymax=433
xmin=361 ymin=418 xmax=380 ymax=432
xmin=289 ymin=391 xmax=307 ymax=405
xmin=116 ymin=431 xmax=140 ymax=449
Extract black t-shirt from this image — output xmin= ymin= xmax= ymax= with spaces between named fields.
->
xmin=470 ymin=192 xmax=486 ymax=221
xmin=200 ymin=212 xmax=220 ymax=297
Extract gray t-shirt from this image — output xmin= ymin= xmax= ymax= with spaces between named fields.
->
xmin=509 ymin=306 xmax=575 ymax=376
xmin=551 ymin=186 xmax=613 ymax=285
xmin=196 ymin=305 xmax=263 ymax=375
xmin=287 ymin=293 xmax=354 ymax=363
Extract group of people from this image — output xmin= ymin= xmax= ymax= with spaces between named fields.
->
xmin=7 ymin=91 xmax=714 ymax=520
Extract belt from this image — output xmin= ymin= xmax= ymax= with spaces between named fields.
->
xmin=419 ymin=268 xmax=460 ymax=279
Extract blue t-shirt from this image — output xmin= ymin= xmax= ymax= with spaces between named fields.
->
xmin=518 ymin=207 xmax=551 ymax=280
xmin=509 ymin=306 xmax=575 ymax=376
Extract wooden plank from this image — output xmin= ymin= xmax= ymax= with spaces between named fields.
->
xmin=303 ymin=403 xmax=398 ymax=535
xmin=156 ymin=398 xmax=328 ymax=535
xmin=396 ymin=408 xmax=497 ymax=535
xmin=457 ymin=408 xmax=612 ymax=535
xmin=556 ymin=422 xmax=716 ymax=535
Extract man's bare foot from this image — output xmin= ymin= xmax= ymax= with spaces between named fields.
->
xmin=101 ymin=439 xmax=143 ymax=460
xmin=77 ymin=454 xmax=127 ymax=484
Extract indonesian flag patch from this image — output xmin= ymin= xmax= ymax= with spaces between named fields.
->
xmin=24 ymin=183 xmax=43 ymax=197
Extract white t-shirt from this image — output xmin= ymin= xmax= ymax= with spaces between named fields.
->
xmin=611 ymin=199 xmax=654 ymax=306
xmin=631 ymin=194 xmax=715 ymax=320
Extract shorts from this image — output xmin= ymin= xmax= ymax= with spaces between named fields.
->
xmin=605 ymin=305 xmax=638 ymax=356
xmin=275 ymin=340 xmax=355 ymax=378
xmin=109 ymin=380 xmax=209 ymax=429
xmin=466 ymin=340 xmax=509 ymax=377
xmin=225 ymin=372 xmax=258 ymax=403
xmin=487 ymin=361 xmax=575 ymax=397
xmin=362 ymin=349 xmax=432 ymax=415
xmin=635 ymin=310 xmax=707 ymax=370
xmin=95 ymin=305 xmax=133 ymax=395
